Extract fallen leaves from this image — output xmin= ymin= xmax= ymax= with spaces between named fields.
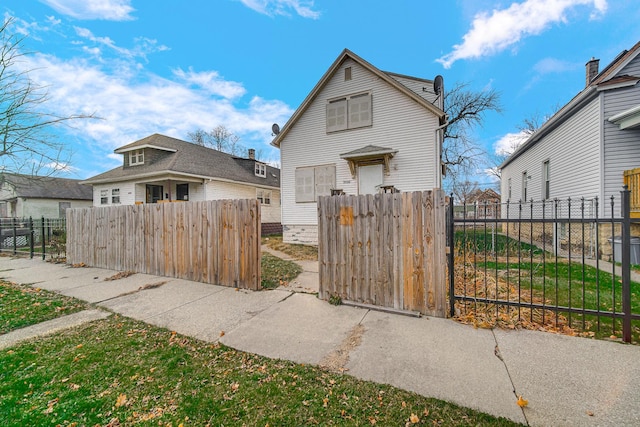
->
xmin=115 ymin=393 xmax=129 ymax=408
xmin=409 ymin=413 xmax=420 ymax=423
xmin=517 ymin=395 xmax=528 ymax=408
xmin=104 ymin=271 xmax=136 ymax=281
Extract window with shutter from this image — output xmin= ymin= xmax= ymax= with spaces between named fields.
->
xmin=326 ymin=99 xmax=347 ymax=132
xmin=326 ymin=92 xmax=372 ymax=132
xmin=349 ymin=93 xmax=372 ymax=128
xmin=315 ymin=165 xmax=336 ymax=198
xmin=295 ymin=167 xmax=315 ymax=202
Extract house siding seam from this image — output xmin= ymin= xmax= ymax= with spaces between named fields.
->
xmin=281 ymin=57 xmax=440 ymax=229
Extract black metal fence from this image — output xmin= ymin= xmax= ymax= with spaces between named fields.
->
xmin=447 ymin=189 xmax=639 ymax=343
xmin=0 ymin=217 xmax=66 ymax=260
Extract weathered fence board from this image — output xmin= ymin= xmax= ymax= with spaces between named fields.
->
xmin=67 ymin=200 xmax=261 ymax=289
xmin=318 ymin=190 xmax=446 ymax=317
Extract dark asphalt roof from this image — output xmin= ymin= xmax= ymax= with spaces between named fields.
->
xmin=0 ymin=173 xmax=93 ymax=200
xmin=83 ymin=134 xmax=280 ymax=188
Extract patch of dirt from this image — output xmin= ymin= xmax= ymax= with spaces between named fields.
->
xmin=319 ymin=324 xmax=365 ymax=373
xmin=104 ymin=271 xmax=136 ymax=281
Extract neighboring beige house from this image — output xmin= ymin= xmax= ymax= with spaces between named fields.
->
xmin=82 ymin=134 xmax=281 ymax=232
xmin=0 ymin=173 xmax=92 ymax=218
xmin=271 ymin=49 xmax=447 ymax=245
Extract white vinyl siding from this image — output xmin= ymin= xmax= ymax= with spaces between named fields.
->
xmin=204 ymin=180 xmax=281 ymax=223
xmin=281 ymin=57 xmax=440 ymax=228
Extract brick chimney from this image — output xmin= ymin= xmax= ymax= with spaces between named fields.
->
xmin=586 ymin=57 xmax=599 ymax=87
xmin=248 ymin=148 xmax=255 ymax=160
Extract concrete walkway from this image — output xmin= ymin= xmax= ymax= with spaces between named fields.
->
xmin=0 ymin=255 xmax=639 ymax=426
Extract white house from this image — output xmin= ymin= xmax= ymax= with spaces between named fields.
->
xmin=500 ymin=41 xmax=640 ymax=218
xmin=0 ymin=173 xmax=92 ymax=218
xmin=271 ymin=49 xmax=447 ymax=245
xmin=82 ymin=134 xmax=282 ymax=232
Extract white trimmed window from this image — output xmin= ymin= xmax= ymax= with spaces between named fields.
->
xmin=326 ymin=92 xmax=371 ymax=133
xmin=542 ymin=160 xmax=550 ymax=200
xmin=100 ymin=189 xmax=108 ymax=205
xmin=295 ymin=165 xmax=336 ymax=203
xmin=522 ymin=171 xmax=528 ymax=202
xmin=129 ymin=149 xmax=144 ymax=166
xmin=255 ymin=162 xmax=266 ymax=177
xmin=111 ymin=188 xmax=120 ymax=204
xmin=507 ymin=178 xmax=512 ymax=200
xmin=257 ymin=189 xmax=271 ymax=205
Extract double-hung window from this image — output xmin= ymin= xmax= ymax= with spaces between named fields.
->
xmin=100 ymin=189 xmax=108 ymax=205
xmin=326 ymin=92 xmax=372 ymax=133
xmin=257 ymin=189 xmax=271 ymax=205
xmin=129 ymin=149 xmax=144 ymax=166
xmin=255 ymin=163 xmax=266 ymax=177
xmin=111 ymin=188 xmax=121 ymax=204
xmin=542 ymin=160 xmax=550 ymax=199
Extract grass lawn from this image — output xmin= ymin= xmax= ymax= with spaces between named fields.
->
xmin=0 ymin=281 xmax=88 ymax=334
xmin=261 ymin=253 xmax=303 ymax=289
xmin=0 ymin=311 xmax=520 ymax=426
xmin=453 ymin=230 xmax=640 ymax=342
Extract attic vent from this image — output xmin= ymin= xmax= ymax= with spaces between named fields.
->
xmin=345 ymin=67 xmax=352 ymax=81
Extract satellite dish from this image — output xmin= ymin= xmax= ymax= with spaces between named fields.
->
xmin=433 ymin=75 xmax=444 ymax=96
xmin=271 ymin=123 xmax=280 ymax=135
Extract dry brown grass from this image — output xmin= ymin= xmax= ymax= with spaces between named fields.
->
xmin=262 ymin=235 xmax=318 ymax=261
xmin=451 ymin=250 xmax=587 ymax=338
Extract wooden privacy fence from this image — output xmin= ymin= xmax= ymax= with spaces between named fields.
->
xmin=317 ymin=190 xmax=446 ymax=317
xmin=66 ymin=200 xmax=261 ymax=290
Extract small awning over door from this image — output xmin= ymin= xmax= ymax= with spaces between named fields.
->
xmin=339 ymin=145 xmax=397 ymax=178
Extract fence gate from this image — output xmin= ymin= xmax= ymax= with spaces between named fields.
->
xmin=317 ymin=190 xmax=447 ymax=317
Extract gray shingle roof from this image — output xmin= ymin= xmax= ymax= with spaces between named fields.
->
xmin=0 ymin=174 xmax=93 ymax=200
xmin=83 ymin=134 xmax=280 ymax=189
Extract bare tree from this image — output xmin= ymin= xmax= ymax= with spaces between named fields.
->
xmin=452 ymin=180 xmax=479 ymax=204
xmin=187 ymin=125 xmax=245 ymax=155
xmin=442 ymin=82 xmax=502 ymax=194
xmin=0 ymin=17 xmax=95 ymax=176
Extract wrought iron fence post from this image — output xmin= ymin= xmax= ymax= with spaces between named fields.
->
xmin=448 ymin=195 xmax=455 ymax=318
xmin=41 ymin=217 xmax=46 ymax=260
xmin=621 ymin=186 xmax=632 ymax=343
xmin=12 ymin=217 xmax=17 ymax=254
xmin=29 ymin=217 xmax=34 ymax=259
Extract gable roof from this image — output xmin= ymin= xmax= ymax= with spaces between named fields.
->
xmin=0 ymin=174 xmax=93 ymax=200
xmin=501 ymin=41 xmax=640 ymax=169
xmin=270 ymin=48 xmax=446 ymax=148
xmin=83 ymin=134 xmax=280 ymax=189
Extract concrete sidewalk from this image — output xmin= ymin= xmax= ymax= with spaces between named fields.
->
xmin=1 ymin=256 xmax=639 ymax=426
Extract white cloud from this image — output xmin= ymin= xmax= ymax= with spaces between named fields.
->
xmin=173 ymin=68 xmax=247 ymax=99
xmin=240 ymin=0 xmax=321 ymax=19
xmin=533 ymin=57 xmax=578 ymax=74
xmin=437 ymin=0 xmax=608 ymax=69
xmin=23 ymin=53 xmax=293 ymax=159
xmin=74 ymin=26 xmax=169 ymax=61
xmin=494 ymin=131 xmax=529 ymax=156
xmin=39 ymin=0 xmax=135 ymax=21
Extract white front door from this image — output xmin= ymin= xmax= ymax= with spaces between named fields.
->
xmin=358 ymin=164 xmax=383 ymax=195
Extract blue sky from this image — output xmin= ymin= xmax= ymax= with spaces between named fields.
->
xmin=3 ymin=0 xmax=639 ymax=185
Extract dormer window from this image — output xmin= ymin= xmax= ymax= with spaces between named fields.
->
xmin=129 ymin=149 xmax=144 ymax=166
xmin=255 ymin=162 xmax=266 ymax=177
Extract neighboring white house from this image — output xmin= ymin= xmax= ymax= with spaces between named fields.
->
xmin=82 ymin=134 xmax=282 ymax=231
xmin=500 ymin=41 xmax=640 ymax=218
xmin=271 ymin=49 xmax=447 ymax=245
xmin=0 ymin=173 xmax=93 ymax=218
